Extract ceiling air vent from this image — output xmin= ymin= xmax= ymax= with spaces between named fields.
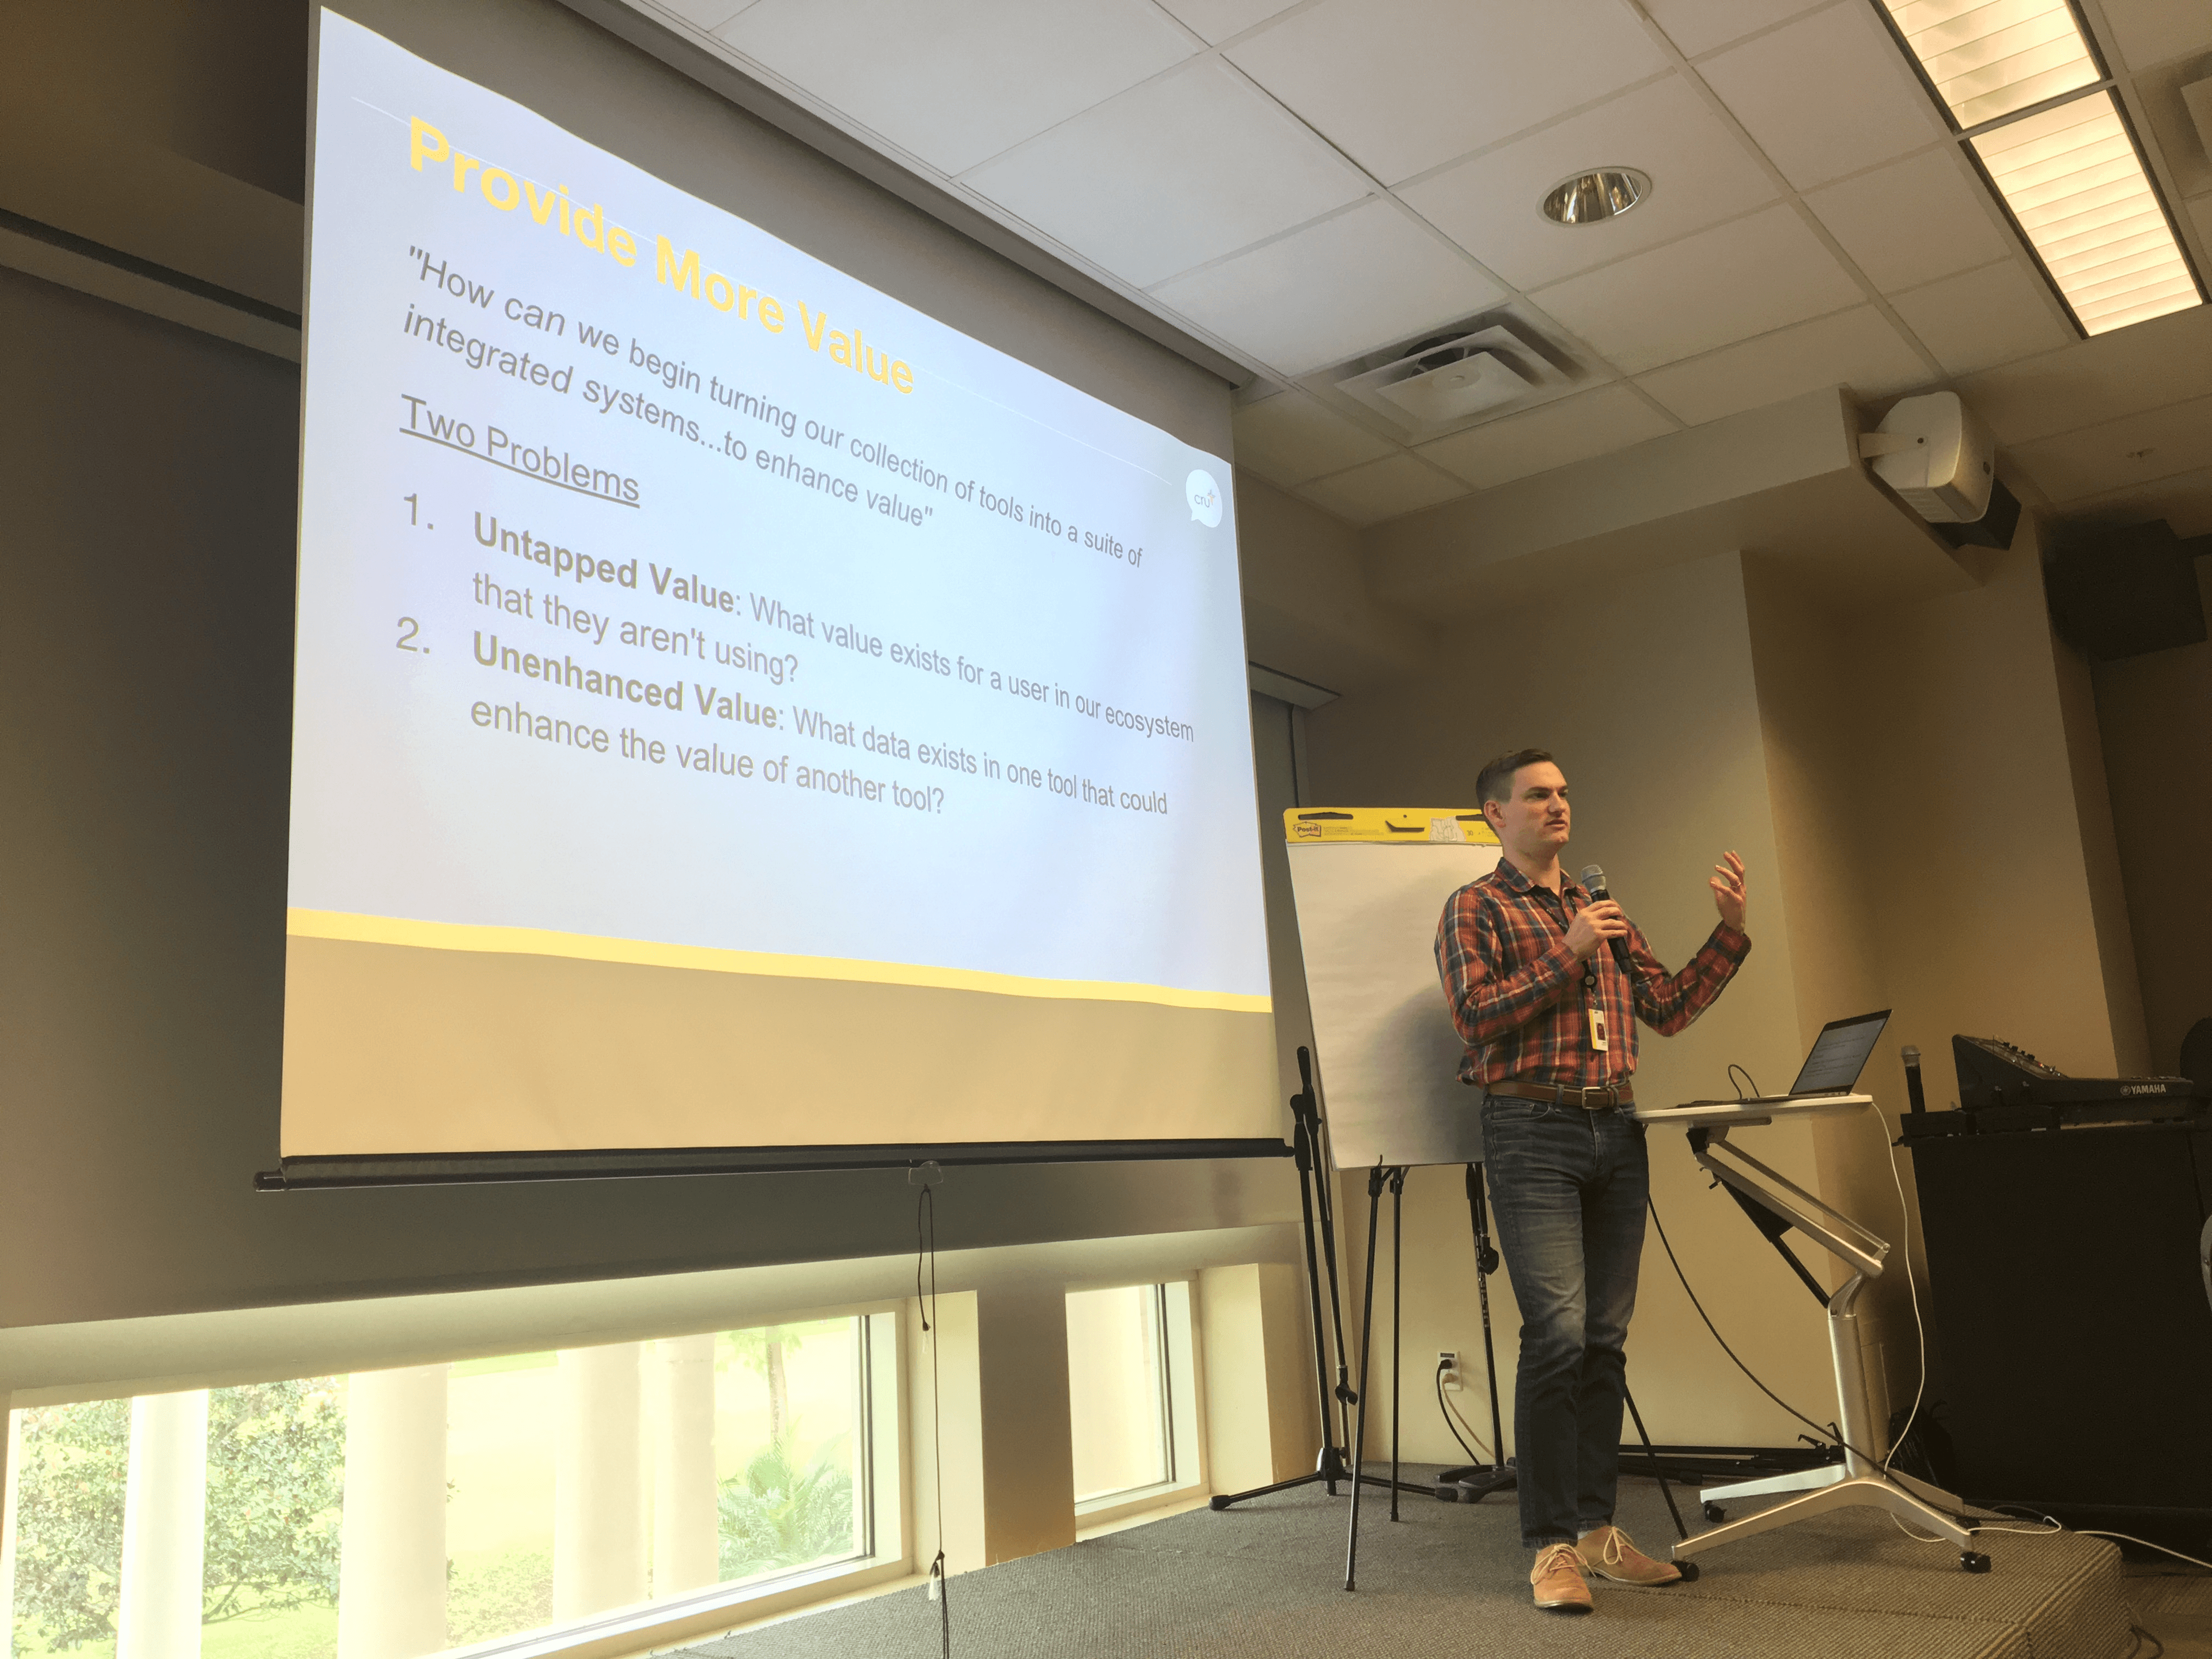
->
xmin=1327 ymin=312 xmax=1582 ymax=438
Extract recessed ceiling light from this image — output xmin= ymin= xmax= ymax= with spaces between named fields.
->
xmin=1540 ymin=168 xmax=1649 ymax=226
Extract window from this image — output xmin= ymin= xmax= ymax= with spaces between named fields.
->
xmin=1065 ymin=1282 xmax=1200 ymax=1513
xmin=2 ymin=1310 xmax=899 ymax=1659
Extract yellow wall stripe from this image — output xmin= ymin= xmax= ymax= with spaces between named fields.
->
xmin=286 ymin=909 xmax=1274 ymax=1014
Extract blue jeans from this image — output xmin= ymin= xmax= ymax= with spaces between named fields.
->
xmin=1481 ymin=1095 xmax=1650 ymax=1548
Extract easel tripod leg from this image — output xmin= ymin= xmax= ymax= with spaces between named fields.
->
xmin=1313 ymin=1104 xmax=1356 ymax=1459
xmin=1389 ymin=1166 xmax=1406 ymax=1522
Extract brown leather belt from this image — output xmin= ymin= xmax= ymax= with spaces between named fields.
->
xmin=1487 ymin=1079 xmax=1634 ymax=1109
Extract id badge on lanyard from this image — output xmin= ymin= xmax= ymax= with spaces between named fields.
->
xmin=1584 ymin=961 xmax=1608 ymax=1052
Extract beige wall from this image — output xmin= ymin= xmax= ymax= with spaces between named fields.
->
xmin=1236 ymin=478 xmax=1430 ymax=694
xmin=2091 ymin=558 xmax=2212 ymax=1075
xmin=1736 ymin=516 xmax=2145 ymax=1408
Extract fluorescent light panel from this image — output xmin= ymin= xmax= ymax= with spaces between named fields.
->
xmin=1972 ymin=91 xmax=2200 ymax=333
xmin=1880 ymin=1 xmax=2202 ymax=335
xmin=1883 ymin=0 xmax=2102 ymax=127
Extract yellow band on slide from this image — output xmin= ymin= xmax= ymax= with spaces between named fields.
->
xmin=286 ymin=910 xmax=1273 ymax=1014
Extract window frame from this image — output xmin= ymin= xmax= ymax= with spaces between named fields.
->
xmin=1069 ymin=1279 xmax=1206 ymax=1524
xmin=0 ymin=1302 xmax=911 ymax=1659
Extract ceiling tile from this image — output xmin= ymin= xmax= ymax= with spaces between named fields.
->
xmin=718 ymin=0 xmax=1196 ymax=175
xmin=2096 ymin=0 xmax=2212 ymax=71
xmin=1643 ymin=0 xmax=1829 ymax=58
xmin=1698 ymin=3 xmax=1949 ymax=191
xmin=1889 ymin=261 xmax=2076 ymax=377
xmin=2051 ymin=467 xmax=2212 ymax=538
xmin=1294 ymin=454 xmax=1468 ymax=526
xmin=1955 ymin=301 xmax=2212 ymax=443
xmin=1399 ymin=75 xmax=1779 ymax=291
xmin=963 ymin=61 xmax=1368 ymax=288
xmin=2145 ymin=67 xmax=2212 ymax=202
xmin=2008 ymin=391 xmax=2212 ymax=502
xmin=1415 ymin=384 xmax=1679 ymax=490
xmin=1804 ymin=146 xmax=2013 ymax=293
xmin=1149 ymin=199 xmax=1506 ymax=376
xmin=1232 ymin=392 xmax=1398 ymax=486
xmin=1154 ymin=0 xmax=1297 ymax=44
xmin=1531 ymin=204 xmax=1863 ymax=373
xmin=1224 ymin=0 xmax=1670 ymax=185
xmin=1634 ymin=305 xmax=1930 ymax=425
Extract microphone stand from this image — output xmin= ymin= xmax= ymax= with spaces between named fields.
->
xmin=1435 ymin=1164 xmax=1516 ymax=1502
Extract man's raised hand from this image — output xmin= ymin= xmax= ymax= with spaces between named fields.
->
xmin=1710 ymin=851 xmax=1748 ymax=933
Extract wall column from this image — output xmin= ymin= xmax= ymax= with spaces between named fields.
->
xmin=336 ymin=1365 xmax=449 ymax=1659
xmin=2 ymin=1399 xmax=19 ymax=1650
xmin=554 ymin=1343 xmax=645 ymax=1620
xmin=906 ymin=1290 xmax=984 ymax=1577
xmin=909 ymin=1287 xmax=1079 ymax=1568
xmin=974 ymin=1286 xmax=1076 ymax=1565
xmin=652 ymin=1336 xmax=719 ymax=1597
xmin=1198 ymin=1263 xmax=1318 ymax=1491
xmin=116 ymin=1389 xmax=209 ymax=1659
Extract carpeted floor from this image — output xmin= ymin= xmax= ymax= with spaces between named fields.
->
xmin=676 ymin=1471 xmax=2135 ymax=1658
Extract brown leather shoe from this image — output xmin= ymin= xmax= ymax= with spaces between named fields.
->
xmin=1531 ymin=1541 xmax=1594 ymax=1612
xmin=1578 ymin=1525 xmax=1683 ymax=1585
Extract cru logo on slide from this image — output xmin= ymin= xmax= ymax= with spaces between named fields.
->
xmin=1185 ymin=470 xmax=1223 ymax=528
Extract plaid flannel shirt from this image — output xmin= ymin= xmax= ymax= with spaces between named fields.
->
xmin=1434 ymin=859 xmax=1750 ymax=1089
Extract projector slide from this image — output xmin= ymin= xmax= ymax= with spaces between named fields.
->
xmin=282 ymin=12 xmax=1273 ymax=1168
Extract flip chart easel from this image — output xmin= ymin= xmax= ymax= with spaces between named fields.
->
xmin=1283 ymin=807 xmax=1499 ymax=1172
xmin=1244 ymin=809 xmax=1511 ymax=1585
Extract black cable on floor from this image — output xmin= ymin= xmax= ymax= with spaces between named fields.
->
xmin=1646 ymin=1195 xmax=1889 ymax=1472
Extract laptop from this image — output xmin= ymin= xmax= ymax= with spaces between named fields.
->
xmin=1679 ymin=1010 xmax=1891 ymax=1107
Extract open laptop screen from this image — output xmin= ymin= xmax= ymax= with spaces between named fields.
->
xmin=1790 ymin=1011 xmax=1891 ymax=1096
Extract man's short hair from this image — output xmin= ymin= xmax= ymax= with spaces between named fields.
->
xmin=1476 ymin=748 xmax=1556 ymax=809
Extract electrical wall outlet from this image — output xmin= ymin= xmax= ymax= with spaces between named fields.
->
xmin=1437 ymin=1350 xmax=1463 ymax=1391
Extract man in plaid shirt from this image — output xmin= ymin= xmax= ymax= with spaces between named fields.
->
xmin=1436 ymin=748 xmax=1749 ymax=1614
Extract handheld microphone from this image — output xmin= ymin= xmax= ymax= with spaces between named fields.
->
xmin=1902 ymin=1045 xmax=1927 ymax=1115
xmin=1575 ymin=865 xmax=1635 ymax=975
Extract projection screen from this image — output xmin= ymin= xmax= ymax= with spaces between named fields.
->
xmin=278 ymin=9 xmax=1278 ymax=1183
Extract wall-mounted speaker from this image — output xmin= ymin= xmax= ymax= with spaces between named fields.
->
xmin=1933 ymin=477 xmax=2022 ymax=551
xmin=2044 ymin=519 xmax=2209 ymax=660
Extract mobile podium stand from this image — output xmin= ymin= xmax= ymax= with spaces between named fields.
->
xmin=1637 ymin=1094 xmax=1988 ymax=1571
